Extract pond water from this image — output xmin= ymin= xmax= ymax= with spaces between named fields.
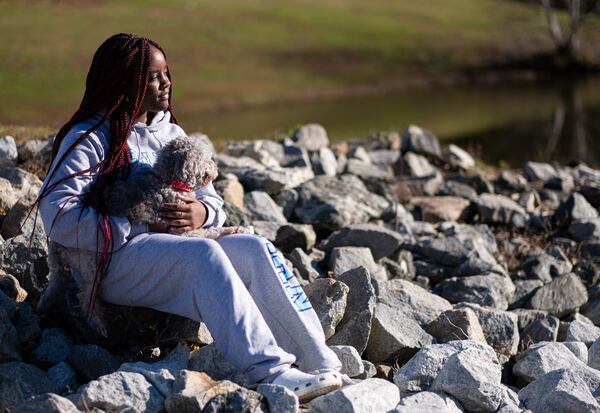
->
xmin=176 ymin=76 xmax=600 ymax=168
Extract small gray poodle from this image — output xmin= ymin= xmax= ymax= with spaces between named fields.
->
xmin=39 ymin=135 xmax=248 ymax=336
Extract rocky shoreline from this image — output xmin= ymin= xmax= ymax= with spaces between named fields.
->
xmin=1 ymin=123 xmax=600 ymax=412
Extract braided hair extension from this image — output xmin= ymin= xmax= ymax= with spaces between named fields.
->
xmin=31 ymin=33 xmax=177 ymax=322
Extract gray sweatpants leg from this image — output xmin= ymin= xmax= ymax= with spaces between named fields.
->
xmin=216 ymin=234 xmax=342 ymax=373
xmin=100 ymin=232 xmax=295 ymax=384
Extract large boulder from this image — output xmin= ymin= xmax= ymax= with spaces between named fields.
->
xmin=320 ymin=223 xmax=411 ymax=261
xmin=0 ymin=362 xmax=54 ymax=411
xmin=519 ymin=368 xmax=600 ymax=413
xmin=401 ymin=125 xmax=441 ymax=158
xmin=475 ymin=193 xmax=528 ymax=227
xmin=456 ymin=303 xmax=520 ymax=357
xmin=10 ymin=392 xmax=81 ymax=413
xmin=309 ymin=378 xmax=400 ymax=413
xmin=291 ymin=124 xmax=329 ymax=151
xmin=528 ymin=273 xmax=588 ymax=317
xmin=365 ymin=303 xmax=433 ymax=363
xmin=425 ymin=308 xmax=486 ymax=343
xmin=295 ymin=175 xmax=389 ymax=229
xmin=303 ymin=278 xmax=349 ymax=339
xmin=327 ymin=267 xmax=376 ymax=355
xmin=395 ymin=391 xmax=465 ymax=413
xmin=243 ymin=191 xmax=288 ymax=223
xmin=435 ymin=274 xmax=515 ymax=310
xmin=377 ymin=278 xmax=452 ymax=326
xmin=393 ymin=340 xmax=497 ymax=393
xmin=431 ymin=347 xmax=504 ymax=412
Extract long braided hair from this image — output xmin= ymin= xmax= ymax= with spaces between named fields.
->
xmin=34 ymin=33 xmax=177 ymax=320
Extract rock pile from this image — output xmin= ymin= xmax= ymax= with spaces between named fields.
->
xmin=3 ymin=123 xmax=600 ymax=412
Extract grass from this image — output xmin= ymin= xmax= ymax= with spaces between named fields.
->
xmin=2 ymin=0 xmax=600 ymax=144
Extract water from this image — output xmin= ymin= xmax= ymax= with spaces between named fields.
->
xmin=176 ymin=76 xmax=600 ymax=168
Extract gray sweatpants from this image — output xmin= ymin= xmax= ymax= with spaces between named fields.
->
xmin=100 ymin=233 xmax=341 ymax=383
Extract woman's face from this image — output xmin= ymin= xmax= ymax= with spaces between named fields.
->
xmin=139 ymin=46 xmax=171 ymax=114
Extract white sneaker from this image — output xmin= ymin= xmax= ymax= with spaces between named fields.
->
xmin=271 ymin=368 xmax=342 ymax=403
xmin=309 ymin=368 xmax=354 ymax=386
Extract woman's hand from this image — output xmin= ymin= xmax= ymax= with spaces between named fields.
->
xmin=159 ymin=194 xmax=208 ymax=234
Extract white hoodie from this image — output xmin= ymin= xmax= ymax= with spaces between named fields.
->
xmin=39 ymin=110 xmax=226 ymax=252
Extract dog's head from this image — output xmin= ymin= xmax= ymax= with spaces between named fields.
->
xmin=153 ymin=135 xmax=218 ymax=188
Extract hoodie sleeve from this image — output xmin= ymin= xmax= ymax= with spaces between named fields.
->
xmin=39 ymin=129 xmax=144 ymax=251
xmin=194 ymin=182 xmax=226 ymax=228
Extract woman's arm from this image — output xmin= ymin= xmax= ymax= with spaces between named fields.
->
xmin=194 ymin=182 xmax=226 ymax=228
xmin=38 ymin=128 xmax=145 ymax=251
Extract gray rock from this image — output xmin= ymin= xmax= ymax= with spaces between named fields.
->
xmin=395 ymin=391 xmax=465 ymax=413
xmin=399 ymin=152 xmax=438 ymax=177
xmin=244 ymin=191 xmax=288 ymax=223
xmin=228 ymin=140 xmax=281 ymax=167
xmin=511 ymin=308 xmax=549 ymax=331
xmin=2 ymin=192 xmax=44 ymax=239
xmin=456 ymin=303 xmax=520 ymax=357
xmin=320 ymin=223 xmax=409 ymax=261
xmin=381 ymin=252 xmax=415 ymax=281
xmin=287 ymin=248 xmax=324 ymax=282
xmin=438 ymin=179 xmax=479 ymax=201
xmin=403 ymin=235 xmax=470 ymax=267
xmin=513 ymin=342 xmax=600 ymax=395
xmin=330 ymin=345 xmax=364 ymax=377
xmin=0 ymin=177 xmax=19 ymax=216
xmin=257 ymin=383 xmax=299 ymax=413
xmin=497 ymin=170 xmax=528 ymax=192
xmin=0 ymin=289 xmax=16 ymax=319
xmin=0 ymin=273 xmax=27 ymax=302
xmin=0 ymin=233 xmax=48 ymax=297
xmin=327 ymin=267 xmax=376 ymax=355
xmin=476 ymin=193 xmax=528 ymax=227
xmin=310 ymin=147 xmax=338 ymax=177
xmin=431 ymin=347 xmax=503 ymax=412
xmin=275 ymin=224 xmax=316 ymax=253
xmin=282 ymin=142 xmax=312 ymax=168
xmin=425 ymin=308 xmax=487 ymax=343
xmin=563 ymin=341 xmax=588 ymax=363
xmin=0 ymin=136 xmax=17 ymax=166
xmin=345 ymin=158 xmax=393 ymax=182
xmin=329 ymin=246 xmax=378 ymax=276
xmin=0 ymin=306 xmax=21 ymax=362
xmin=214 ymin=174 xmax=245 ymax=210
xmin=75 ymin=371 xmax=164 ymax=413
xmin=17 ymin=138 xmax=48 ymax=163
xmin=295 ymin=175 xmax=389 ymax=229
xmin=435 ymin=274 xmax=515 ymax=310
xmin=511 ymin=279 xmax=543 ymax=308
xmin=588 ymin=337 xmax=600 ymax=369
xmin=120 ymin=344 xmax=189 ymax=398
xmin=67 ymin=344 xmax=120 ymax=383
xmin=377 ymin=278 xmax=452 ymax=326
xmin=410 ymin=196 xmax=471 ymax=223
xmin=11 ymin=393 xmax=81 ymax=413
xmin=523 ymin=161 xmax=558 ymax=182
xmin=0 ymin=362 xmax=54 ymax=411
xmin=47 ymin=361 xmax=78 ymax=394
xmin=528 ymin=273 xmax=588 ymax=317
xmin=519 ymin=369 xmax=600 ymax=413
xmin=569 ymin=218 xmax=600 ymax=241
xmin=583 ymin=285 xmax=600 ymax=324
xmin=215 ymin=154 xmax=265 ymax=177
xmin=188 ymin=344 xmax=243 ymax=384
xmin=274 ymin=188 xmax=299 ymax=220
xmin=303 ymin=278 xmax=348 ymax=339
xmin=393 ymin=340 xmax=497 ymax=392
xmin=401 ymin=125 xmax=441 ymax=158
xmin=241 ymin=167 xmax=314 ymax=195
xmin=309 ymin=378 xmax=400 ymax=413
xmin=166 ymin=370 xmax=266 ymax=413
xmin=14 ymin=302 xmax=41 ymax=346
xmin=0 ymin=166 xmax=43 ymax=195
xmin=365 ymin=302 xmax=433 ymax=363
xmin=565 ymin=320 xmax=600 ymax=346
xmin=521 ymin=251 xmax=572 ymax=284
xmin=201 ymin=387 xmax=268 ymax=413
xmin=355 ymin=360 xmax=377 ymax=380
xmin=291 ymin=124 xmax=329 ymax=151
xmin=554 ymin=193 xmax=599 ymax=228
xmin=446 ymin=144 xmax=475 ymax=170
xmin=32 ymin=328 xmax=72 ymax=367
xmin=519 ymin=316 xmax=559 ymax=350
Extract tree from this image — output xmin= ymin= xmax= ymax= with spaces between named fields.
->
xmin=539 ymin=0 xmax=599 ymax=64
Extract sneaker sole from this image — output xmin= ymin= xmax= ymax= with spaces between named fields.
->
xmin=298 ymin=382 xmax=342 ymax=404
